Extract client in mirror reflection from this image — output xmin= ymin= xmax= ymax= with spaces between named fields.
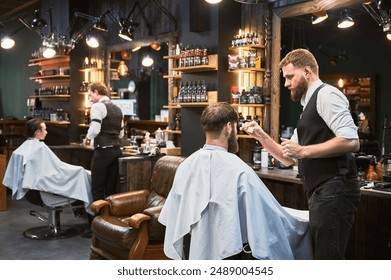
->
xmin=159 ymin=102 xmax=313 ymax=260
xmin=3 ymin=118 xmax=93 ymax=215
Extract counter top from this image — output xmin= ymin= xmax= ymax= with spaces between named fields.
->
xmin=255 ymin=167 xmax=301 ymax=184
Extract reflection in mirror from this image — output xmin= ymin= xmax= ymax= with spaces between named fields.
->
xmin=110 ymin=43 xmax=168 ymax=121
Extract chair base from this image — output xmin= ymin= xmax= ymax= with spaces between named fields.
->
xmin=23 ymin=225 xmax=84 ymax=240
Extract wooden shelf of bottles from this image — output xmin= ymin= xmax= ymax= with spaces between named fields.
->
xmin=169 ymin=54 xmax=218 ymax=73
xmin=29 ymin=75 xmax=70 ymax=81
xmin=29 ymin=94 xmax=70 ymax=100
xmin=228 ymin=44 xmax=265 ymax=51
xmin=79 ymin=68 xmax=103 ymax=72
xmin=228 ymin=68 xmax=266 ymax=73
xmin=164 ymin=102 xmax=210 ymax=108
xmin=28 ymin=55 xmax=70 ymax=66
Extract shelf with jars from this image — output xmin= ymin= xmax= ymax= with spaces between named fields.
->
xmin=28 ymin=53 xmax=71 ymax=123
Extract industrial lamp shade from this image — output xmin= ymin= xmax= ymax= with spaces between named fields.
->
xmin=150 ymin=42 xmax=161 ymax=51
xmin=141 ymin=55 xmax=154 ymax=67
xmin=312 ymin=11 xmax=328 ymax=25
xmin=1 ymin=36 xmax=15 ymax=49
xmin=118 ymin=61 xmax=129 ymax=76
xmin=338 ymin=10 xmax=354 ymax=29
xmin=86 ymin=35 xmax=99 ymax=48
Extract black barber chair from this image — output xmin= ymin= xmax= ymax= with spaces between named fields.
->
xmin=24 ymin=190 xmax=85 ymax=240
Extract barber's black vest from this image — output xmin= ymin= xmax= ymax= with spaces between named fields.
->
xmin=94 ymin=101 xmax=123 ymax=148
xmin=297 ymin=84 xmax=357 ymax=193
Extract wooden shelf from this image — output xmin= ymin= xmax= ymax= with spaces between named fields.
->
xmin=29 ymin=95 xmax=70 ymax=100
xmin=171 ymin=54 xmax=218 ymax=73
xmin=228 ymin=44 xmax=266 ymax=51
xmin=28 ymin=55 xmax=70 ymax=66
xmin=238 ymin=134 xmax=253 ymax=139
xmin=163 ymin=54 xmax=180 ymax=59
xmin=79 ymin=68 xmax=103 ymax=72
xmin=231 ymin=103 xmax=265 ymax=108
xmin=29 ymin=75 xmax=70 ymax=80
xmin=164 ymin=129 xmax=181 ymax=134
xmin=163 ymin=74 xmax=182 ymax=79
xmin=228 ymin=68 xmax=266 ymax=73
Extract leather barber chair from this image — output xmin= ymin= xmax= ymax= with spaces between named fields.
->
xmin=89 ymin=155 xmax=185 ymax=260
xmin=24 ymin=190 xmax=84 ymax=240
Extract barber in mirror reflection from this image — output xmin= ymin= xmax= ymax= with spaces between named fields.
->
xmin=83 ymin=82 xmax=124 ymax=205
xmin=242 ymin=48 xmax=360 ymax=259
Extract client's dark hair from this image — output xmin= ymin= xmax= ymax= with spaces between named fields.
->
xmin=201 ymin=102 xmax=238 ymax=135
xmin=25 ymin=118 xmax=44 ymax=137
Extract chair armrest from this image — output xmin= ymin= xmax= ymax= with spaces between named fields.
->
xmin=124 ymin=213 xmax=151 ymax=229
xmin=143 ymin=205 xmax=163 ymax=220
xmin=91 ymin=200 xmax=110 ymax=215
xmin=106 ymin=190 xmax=150 ymax=216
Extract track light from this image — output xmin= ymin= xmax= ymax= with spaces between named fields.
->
xmin=205 ymin=0 xmax=223 ymax=3
xmin=93 ymin=15 xmax=108 ymax=32
xmin=86 ymin=35 xmax=99 ymax=48
xmin=338 ymin=10 xmax=354 ymax=29
xmin=1 ymin=36 xmax=15 ymax=49
xmin=31 ymin=9 xmax=47 ymax=28
xmin=142 ymin=55 xmax=154 ymax=67
xmin=311 ymin=11 xmax=328 ymax=25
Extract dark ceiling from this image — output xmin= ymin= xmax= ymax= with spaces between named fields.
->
xmin=0 ymin=0 xmax=39 ymax=21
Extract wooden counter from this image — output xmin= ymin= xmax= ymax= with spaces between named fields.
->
xmin=255 ymin=167 xmax=391 ymax=259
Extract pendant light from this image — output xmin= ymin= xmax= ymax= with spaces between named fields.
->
xmin=141 ymin=55 xmax=154 ymax=67
xmin=311 ymin=11 xmax=328 ymax=25
xmin=118 ymin=61 xmax=129 ymax=77
xmin=1 ymin=36 xmax=15 ymax=49
xmin=337 ymin=10 xmax=354 ymax=29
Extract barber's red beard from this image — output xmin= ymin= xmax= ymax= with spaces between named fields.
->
xmin=228 ymin=128 xmax=239 ymax=154
xmin=290 ymin=75 xmax=308 ymax=101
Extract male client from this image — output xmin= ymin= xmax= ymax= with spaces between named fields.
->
xmin=159 ymin=102 xmax=313 ymax=260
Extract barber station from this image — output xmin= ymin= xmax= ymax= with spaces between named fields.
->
xmin=1 ymin=0 xmax=391 ymax=261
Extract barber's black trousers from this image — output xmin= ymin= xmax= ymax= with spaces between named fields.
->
xmin=90 ymin=146 xmax=122 ymax=201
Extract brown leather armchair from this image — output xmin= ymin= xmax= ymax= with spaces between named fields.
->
xmin=89 ymin=155 xmax=185 ymax=260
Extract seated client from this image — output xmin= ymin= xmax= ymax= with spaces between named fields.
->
xmin=3 ymin=118 xmax=93 ymax=215
xmin=159 ymin=102 xmax=313 ymax=260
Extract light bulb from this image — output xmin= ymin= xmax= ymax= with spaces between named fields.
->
xmin=1 ymin=37 xmax=15 ymax=49
xmin=142 ymin=55 xmax=154 ymax=67
xmin=117 ymin=61 xmax=128 ymax=76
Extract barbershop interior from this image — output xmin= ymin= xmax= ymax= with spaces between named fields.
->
xmin=0 ymin=0 xmax=390 ymax=260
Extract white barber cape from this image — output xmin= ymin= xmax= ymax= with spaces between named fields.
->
xmin=159 ymin=145 xmax=313 ymax=260
xmin=3 ymin=138 xmax=93 ymax=215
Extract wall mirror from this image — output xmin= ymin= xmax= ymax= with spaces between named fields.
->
xmin=321 ymin=73 xmax=376 ymax=138
xmin=107 ymin=38 xmax=170 ymax=121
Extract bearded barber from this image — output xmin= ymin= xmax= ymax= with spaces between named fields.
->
xmin=242 ymin=48 xmax=360 ymax=259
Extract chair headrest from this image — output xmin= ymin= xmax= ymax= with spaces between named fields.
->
xmin=150 ymin=155 xmax=185 ymax=197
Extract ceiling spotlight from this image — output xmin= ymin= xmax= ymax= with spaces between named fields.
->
xmin=387 ymin=32 xmax=391 ymax=40
xmin=311 ymin=11 xmax=328 ymax=25
xmin=86 ymin=35 xmax=99 ymax=48
xmin=205 ymin=0 xmax=223 ymax=3
xmin=93 ymin=15 xmax=108 ymax=32
xmin=42 ymin=46 xmax=56 ymax=58
xmin=142 ymin=55 xmax=154 ymax=67
xmin=1 ymin=36 xmax=15 ymax=49
xmin=31 ymin=9 xmax=48 ymax=28
xmin=118 ymin=27 xmax=133 ymax=41
xmin=338 ymin=10 xmax=354 ymax=29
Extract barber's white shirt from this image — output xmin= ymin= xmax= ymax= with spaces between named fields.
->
xmin=291 ymin=79 xmax=358 ymax=143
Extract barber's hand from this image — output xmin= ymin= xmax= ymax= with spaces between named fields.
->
xmin=280 ymin=137 xmax=301 ymax=159
xmin=241 ymin=121 xmax=262 ymax=135
xmin=83 ymin=137 xmax=91 ymax=147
